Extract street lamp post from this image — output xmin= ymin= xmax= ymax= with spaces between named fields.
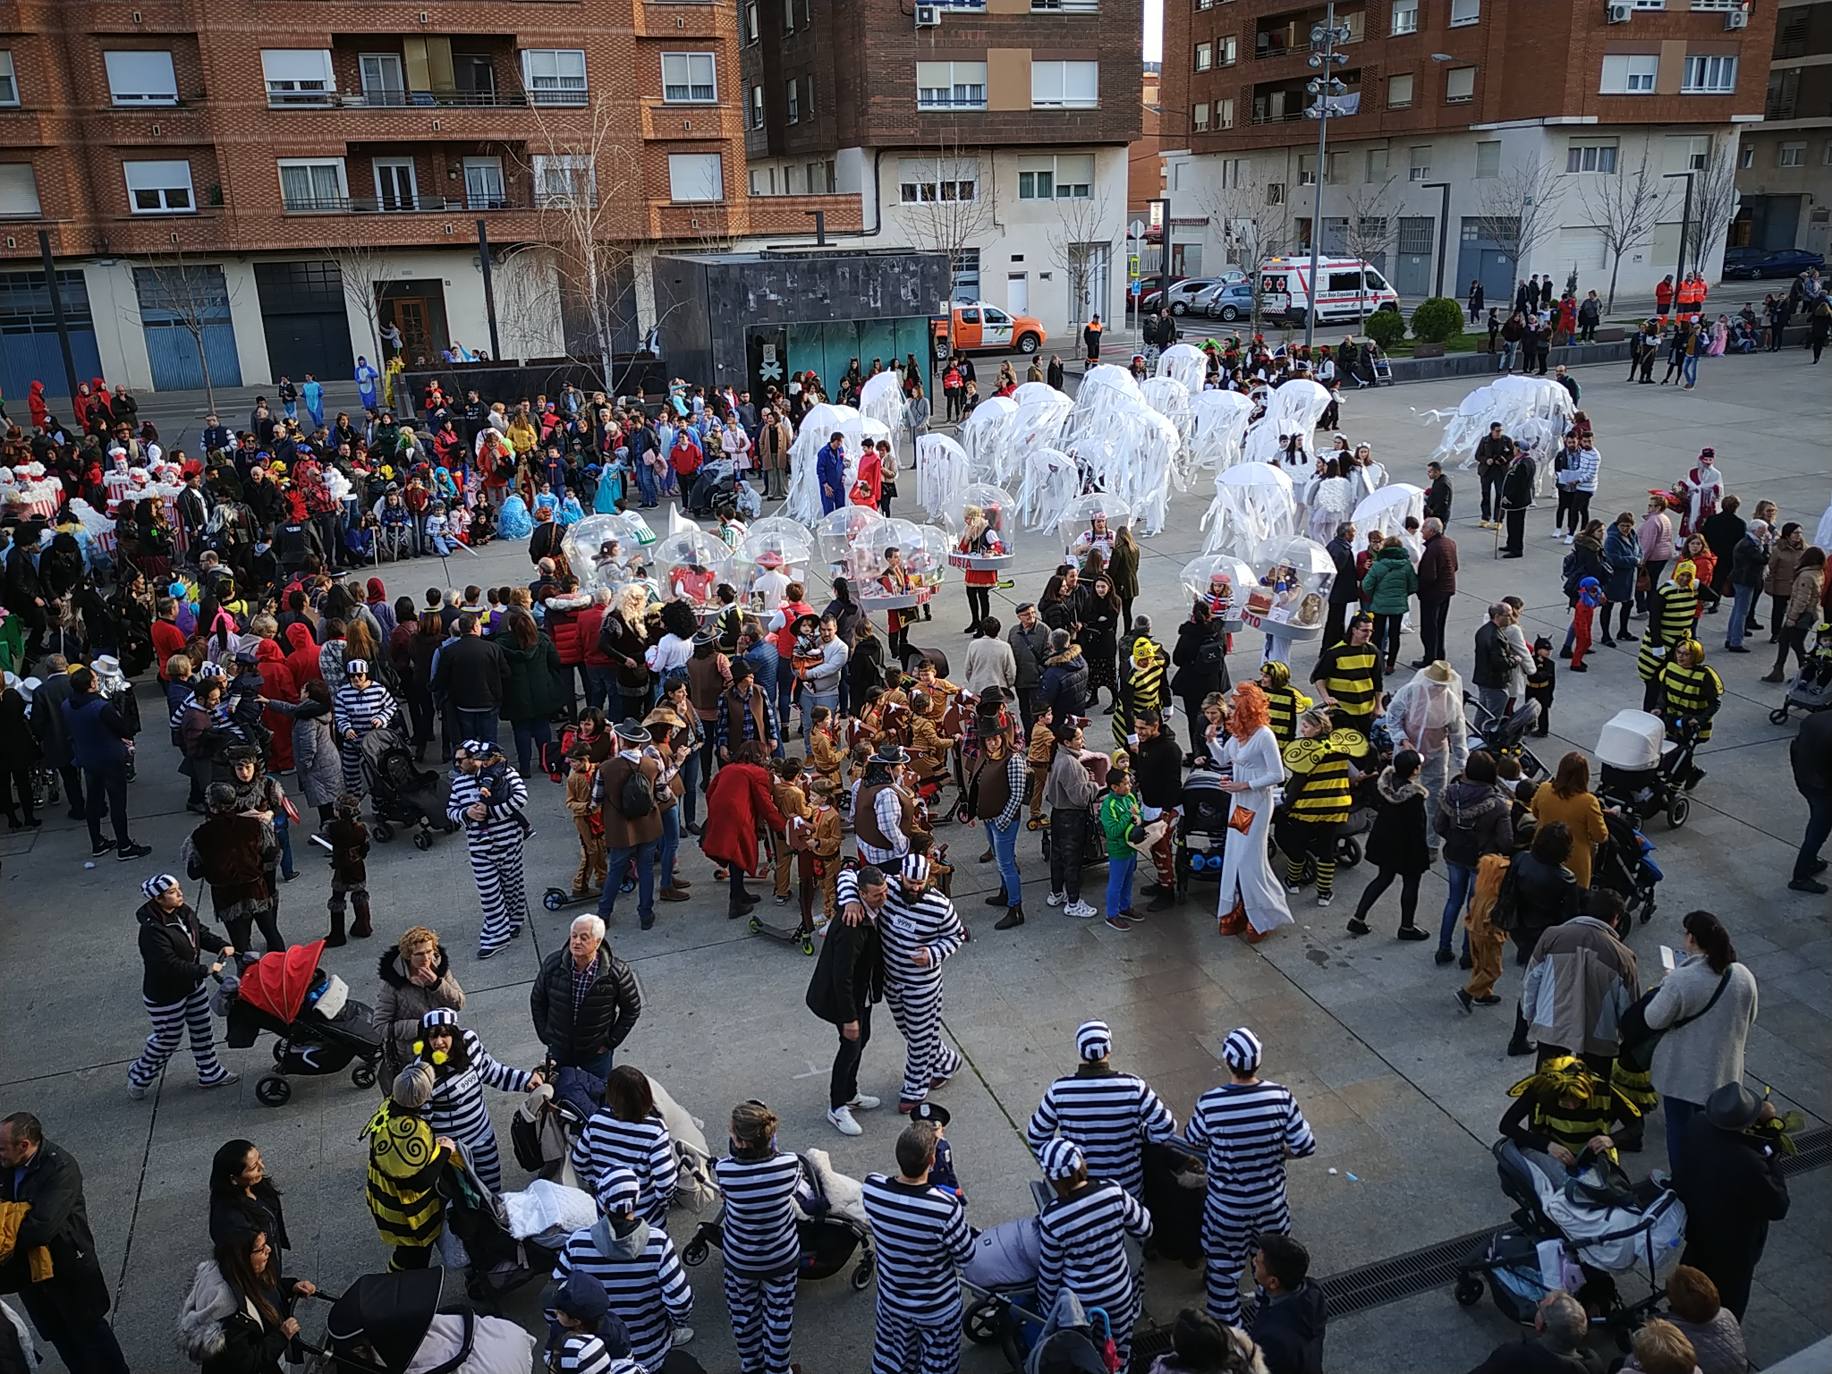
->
xmin=1419 ymin=181 xmax=1452 ymax=302
xmin=1664 ymin=170 xmax=1696 ymax=284
xmin=1303 ymin=2 xmax=1353 ymax=349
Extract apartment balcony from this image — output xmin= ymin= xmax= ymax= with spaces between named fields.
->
xmin=278 ymin=192 xmax=528 ymax=215
xmin=1250 ymin=73 xmax=1361 ymax=124
xmin=1253 ymin=6 xmax=1365 ymax=61
xmin=1764 ymin=65 xmax=1832 ymax=124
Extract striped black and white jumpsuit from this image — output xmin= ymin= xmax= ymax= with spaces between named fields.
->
xmin=550 ymin=1175 xmax=695 ymax=1370
xmin=331 ymin=680 xmax=397 ymax=795
xmin=1027 ymin=1066 xmax=1179 ymax=1201
xmin=418 ymin=1027 xmax=532 ymax=1191
xmin=568 ymin=1109 xmax=680 ymax=1227
xmin=1036 ymin=1178 xmax=1153 ymax=1367
xmin=128 ymin=899 xmax=233 ymax=1093
xmin=712 ymin=1150 xmax=802 ymax=1374
xmin=446 ymin=763 xmax=530 ymax=958
xmin=1185 ymin=1080 xmax=1317 ymax=1324
xmin=842 ymin=868 xmax=965 ymax=1107
xmin=861 ymin=1172 xmax=975 ymax=1374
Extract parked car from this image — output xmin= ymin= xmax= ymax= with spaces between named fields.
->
xmin=1198 ymin=281 xmax=1257 ymax=321
xmin=1140 ymin=272 xmax=1250 ymax=315
xmin=931 ymin=301 xmax=1047 ymax=358
xmin=1722 ymin=247 xmax=1825 ymax=279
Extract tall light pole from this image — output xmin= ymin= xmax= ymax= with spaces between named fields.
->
xmin=1664 ymin=169 xmax=1696 ymax=284
xmin=1303 ymin=3 xmax=1352 ymax=349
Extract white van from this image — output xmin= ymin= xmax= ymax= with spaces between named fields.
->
xmin=1257 ymin=256 xmax=1400 ymax=325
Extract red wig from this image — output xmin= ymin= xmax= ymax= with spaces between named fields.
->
xmin=1227 ymin=682 xmax=1270 ymax=741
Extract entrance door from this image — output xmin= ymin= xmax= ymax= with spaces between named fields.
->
xmin=254 ymin=261 xmax=355 ymax=380
xmin=1072 ymin=242 xmax=1111 ymax=324
xmin=374 ymin=158 xmax=418 ymax=211
xmin=1458 ymin=219 xmax=1514 ymax=304
xmin=378 ymin=281 xmax=450 ymax=363
xmin=1007 ymin=272 xmax=1030 ymax=315
xmin=360 ymin=53 xmax=405 ymax=106
xmin=463 ymin=157 xmax=505 ymax=210
xmin=1395 ymin=216 xmax=1433 ymax=297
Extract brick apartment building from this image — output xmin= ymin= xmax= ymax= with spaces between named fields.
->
xmin=1159 ymin=0 xmax=1777 ymax=307
xmin=739 ymin=0 xmax=1143 ymax=341
xmin=1734 ymin=0 xmax=1831 ymax=258
xmin=0 ymin=0 xmax=855 ymax=399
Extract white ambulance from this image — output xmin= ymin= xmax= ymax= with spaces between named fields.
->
xmin=1257 ymin=256 xmax=1400 ymax=325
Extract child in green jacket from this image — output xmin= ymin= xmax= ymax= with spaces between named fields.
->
xmin=1098 ymin=769 xmax=1142 ymax=933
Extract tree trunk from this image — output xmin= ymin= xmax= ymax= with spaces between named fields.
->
xmin=196 ymin=329 xmax=215 ymax=412
xmin=1606 ymin=255 xmax=1622 ymax=315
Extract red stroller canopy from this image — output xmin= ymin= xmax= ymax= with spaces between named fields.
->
xmin=235 ymin=941 xmax=326 ymax=1023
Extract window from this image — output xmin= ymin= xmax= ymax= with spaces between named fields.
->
xmin=1779 ymin=142 xmax=1805 ymax=167
xmin=1298 ymin=153 xmax=1317 ymax=185
xmin=277 ymin=157 xmax=347 ymax=210
xmin=1600 ymin=54 xmax=1658 ymax=94
xmin=1194 ymin=42 xmax=1212 ymax=72
xmin=916 ymin=61 xmax=987 ymax=110
xmin=359 ymin=53 xmax=405 ymax=104
xmin=372 ymin=157 xmax=418 ymax=211
xmin=1408 ymin=145 xmax=1430 ymax=181
xmin=1031 ymin=60 xmax=1098 ymax=109
xmin=750 ymin=85 xmax=764 ymax=128
xmin=1018 ymin=153 xmax=1094 ymax=199
xmin=462 ymin=156 xmax=505 ymax=210
xmin=668 ymin=152 xmax=723 ymax=202
xmin=1682 ymin=55 xmax=1737 ymax=93
xmin=783 ymin=0 xmax=796 ymax=32
xmin=804 ymin=76 xmax=815 ymax=118
xmin=520 ymin=49 xmax=586 ymax=106
xmin=0 ymin=51 xmax=15 ymax=107
xmin=661 ymin=53 xmax=716 ymax=103
xmin=1566 ymin=139 xmax=1619 ymax=174
xmin=807 ymin=159 xmax=834 ymax=193
xmin=1444 ymin=66 xmax=1475 ymax=102
xmin=104 ymin=51 xmax=177 ymax=106
xmin=1219 ymin=36 xmax=1237 ymax=65
xmin=123 ymin=158 xmax=194 ymax=214
xmin=1632 ymin=0 xmax=1664 ymax=8
xmin=261 ymin=49 xmax=335 ymax=106
xmin=1824 ymin=140 xmax=1832 ymax=166
xmin=1217 ymin=97 xmax=1234 ymax=128
xmin=1475 ymin=139 xmax=1500 ymax=177
xmin=1387 ymin=73 xmax=1413 ymax=109
xmin=1450 ymin=0 xmax=1480 ymax=23
xmin=533 ymin=153 xmax=595 ymax=206
xmin=745 ymin=1 xmax=759 ymax=41
xmin=1391 ymin=0 xmax=1418 ymax=34
xmin=1191 ymin=101 xmax=1209 ymax=130
xmin=1366 ymin=147 xmax=1389 ymax=180
xmin=1219 ymin=157 xmax=1244 ymax=190
xmin=0 ymin=164 xmax=40 ymax=217
xmin=950 ymin=248 xmax=980 ymax=301
xmin=786 ymin=78 xmax=799 ymax=122
xmin=1739 ymin=145 xmax=1754 ymax=169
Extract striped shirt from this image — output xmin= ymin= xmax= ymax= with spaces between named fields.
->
xmin=856 ymin=874 xmax=964 ymax=976
xmin=1185 ymin=1081 xmax=1317 ymax=1193
xmin=569 ymin=1111 xmax=680 ymax=1226
xmin=1310 ymin=643 xmax=1381 ymax=724
xmin=419 ymin=1028 xmax=533 ymax=1144
xmin=551 ymin=1217 xmax=694 ymax=1369
xmin=1026 ymin=1067 xmax=1179 ymax=1199
xmin=712 ymin=1152 xmax=802 ymax=1278
xmin=1281 ymin=728 xmax=1371 ymax=823
xmin=332 ymin=682 xmax=398 ymax=739
xmin=860 ymin=1174 xmax=974 ymax=1327
xmin=1036 ymin=1180 xmax=1152 ymax=1318
xmin=446 ymin=765 xmax=529 ymax=829
xmin=1637 ymin=583 xmax=1700 ymax=681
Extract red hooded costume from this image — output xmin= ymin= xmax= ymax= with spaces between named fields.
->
xmin=255 ymin=637 xmax=299 ymax=771
xmin=283 ymin=621 xmax=323 ymax=690
xmin=700 ymin=760 xmax=786 ymax=877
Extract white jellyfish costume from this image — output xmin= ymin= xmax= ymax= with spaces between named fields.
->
xmin=1139 ymin=375 xmax=1195 ymax=464
xmin=1202 ymin=462 xmax=1297 ymax=559
xmin=915 ymin=434 xmax=973 ymax=521
xmin=1156 ymin=342 xmax=1209 ymax=393
xmin=1018 ymin=448 xmax=1081 ymax=534
xmin=1179 ymin=554 xmax=1257 ymax=632
xmin=1420 ymin=375 xmax=1575 ymax=497
xmin=1245 ymin=535 xmax=1336 ymax=666
xmin=1304 ymin=468 xmax=1358 ymax=546
xmin=858 ymin=371 xmax=909 ymax=468
xmin=1191 ymin=389 xmax=1255 ymax=472
xmin=1012 ymin=380 xmax=1065 ymax=408
xmin=1004 ymin=389 xmax=1076 ymax=491
xmin=786 ymin=403 xmax=864 ymax=525
xmin=1352 ymin=484 xmax=1428 ymax=560
xmin=1244 ymin=378 xmax=1331 ymax=476
xmin=960 ymin=395 xmax=1019 ymax=478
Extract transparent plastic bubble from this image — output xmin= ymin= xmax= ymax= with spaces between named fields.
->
xmin=816 ymin=505 xmax=888 ymax=584
xmin=1241 ymin=535 xmax=1336 ymax=643
xmin=738 ymin=526 xmax=814 ymax=575
xmin=566 ymin=514 xmax=655 ymax=594
xmin=944 ymin=483 xmax=1018 ymax=572
xmin=1178 ymin=554 xmax=1258 ymax=629
xmin=653 ymin=530 xmax=725 ymax=611
xmin=1056 ymin=493 xmax=1134 ymax=561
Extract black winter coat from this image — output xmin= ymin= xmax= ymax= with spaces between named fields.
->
xmin=1437 ymin=779 xmax=1513 ymax=867
xmin=1677 ymin=1116 xmax=1789 ymax=1319
xmin=1170 ymin=618 xmax=1227 ymax=699
xmin=137 ymin=897 xmax=232 ymax=1003
xmin=805 ymin=908 xmax=884 ymax=1024
xmin=530 ymin=947 xmax=642 ymax=1065
xmin=1508 ymin=852 xmax=1580 ymax=941
xmin=0 ymin=1140 xmax=111 ymax=1324
xmin=1039 ymin=648 xmax=1090 ymax=719
xmin=1365 ymin=769 xmax=1430 ymax=875
xmin=1249 ymin=1278 xmax=1327 ymax=1374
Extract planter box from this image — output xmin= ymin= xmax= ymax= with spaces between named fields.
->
xmin=1594 ymin=326 xmax=1629 ymax=343
xmin=1413 ymin=342 xmax=1446 ymax=359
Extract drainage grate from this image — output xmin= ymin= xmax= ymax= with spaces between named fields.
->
xmin=1780 ymin=1124 xmax=1832 ymax=1177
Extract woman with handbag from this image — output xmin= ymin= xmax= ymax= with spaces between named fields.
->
xmin=1210 ymin=684 xmax=1292 ymax=943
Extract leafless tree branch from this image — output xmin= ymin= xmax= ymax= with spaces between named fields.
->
xmin=1472 ymin=155 xmax=1567 ymax=279
xmin=1579 ymin=152 xmax=1672 ymax=312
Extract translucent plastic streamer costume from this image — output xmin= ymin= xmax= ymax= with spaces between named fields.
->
xmin=786 ymin=403 xmax=864 ymax=524
xmin=1418 ymin=375 xmax=1575 ymax=498
xmin=915 ymin=433 xmax=972 ymax=521
xmin=1202 ymin=462 xmax=1298 ymax=559
xmin=1156 ymin=342 xmax=1209 ymax=394
xmin=1191 ymin=389 xmax=1255 ymax=473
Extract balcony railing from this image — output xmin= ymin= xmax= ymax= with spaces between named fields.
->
xmin=1251 ymin=106 xmax=1306 ymax=123
xmin=280 ymin=194 xmax=519 ymax=215
xmin=267 ymin=88 xmax=583 ymax=110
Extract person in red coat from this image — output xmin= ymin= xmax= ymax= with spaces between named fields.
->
xmin=850 ymin=444 xmax=883 ymax=510
xmin=575 ymin=588 xmax=616 ymax=715
xmin=701 ymin=740 xmax=787 ymax=917
xmin=252 ymin=631 xmax=299 ymax=772
xmin=282 ymin=620 xmax=322 ymax=690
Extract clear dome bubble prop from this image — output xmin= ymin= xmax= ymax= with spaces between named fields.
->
xmin=1351 ymin=482 xmax=1428 ymax=560
xmin=1243 ymin=535 xmax=1336 ymax=651
xmin=816 ymin=505 xmax=888 ymax=586
xmin=565 ymin=513 xmax=655 ymax=593
xmin=738 ymin=526 xmax=813 ymax=579
xmin=945 ymin=484 xmax=1018 ymax=573
xmin=653 ymin=530 xmax=727 ymax=615
xmin=1179 ymin=553 xmax=1258 ymax=632
xmin=1057 ymin=493 xmax=1133 ymax=565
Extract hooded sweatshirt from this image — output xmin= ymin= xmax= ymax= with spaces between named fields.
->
xmin=1435 ymin=778 xmax=1513 ymax=868
xmin=1248 ymin=1278 xmax=1327 ymax=1374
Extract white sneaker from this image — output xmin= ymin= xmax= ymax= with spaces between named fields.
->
xmin=827 ymin=1105 xmax=863 ymax=1137
xmin=1286 ymin=883 xmax=1302 ymax=895
xmin=1317 ymin=893 xmax=1333 ymax=908
xmin=1066 ymin=900 xmax=1098 ymax=919
xmin=127 ymin=1082 xmax=147 ymax=1101
xmin=848 ymin=1094 xmax=882 ymax=1111
xmin=201 ymin=1071 xmax=240 ymax=1090
xmin=1045 ymin=891 xmax=1066 ymax=908
xmin=673 ymin=1326 xmax=695 ymax=1347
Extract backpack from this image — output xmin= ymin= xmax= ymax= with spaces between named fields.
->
xmin=618 ymin=763 xmax=656 ymax=819
xmin=1195 ymin=630 xmax=1225 ymax=673
xmin=1489 ymin=859 xmax=1519 ymax=932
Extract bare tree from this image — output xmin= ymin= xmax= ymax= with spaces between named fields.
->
xmin=491 ymin=244 xmax=566 ymax=361
xmin=898 ymin=137 xmax=997 ymax=302
xmin=1580 ymin=152 xmax=1671 ymax=312
xmin=326 ymin=237 xmax=391 ymax=368
xmin=130 ymin=250 xmax=237 ymax=411
xmin=1471 ymin=155 xmax=1567 ymax=284
xmin=1682 ymin=143 xmax=1741 ymax=280
xmin=1340 ymin=176 xmax=1401 ymax=323
xmin=1047 ymin=191 xmax=1118 ymax=328
xmin=1196 ymin=171 xmax=1294 ymax=334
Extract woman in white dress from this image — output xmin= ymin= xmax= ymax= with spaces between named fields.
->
xmin=1208 ymin=682 xmax=1294 ymax=942
xmin=1349 ymin=443 xmax=1387 ymax=504
xmin=1306 ymin=460 xmax=1356 ymax=547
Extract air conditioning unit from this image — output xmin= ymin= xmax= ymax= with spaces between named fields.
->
xmin=1605 ymin=1 xmax=1632 ymax=21
xmin=915 ymin=4 xmax=942 ymax=27
xmin=1725 ymin=3 xmax=1750 ymax=28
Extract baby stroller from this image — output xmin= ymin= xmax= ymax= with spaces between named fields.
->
xmin=361 ymin=727 xmax=458 ymax=847
xmin=437 ymin=1144 xmax=586 ymax=1303
xmin=1769 ymin=627 xmax=1832 ymax=724
xmin=962 ymin=1180 xmax=1052 ymax=1365
xmin=964 ymin=1286 xmax=1117 ymax=1374
xmin=1594 ymin=709 xmax=1698 ymax=830
xmin=1455 ymin=1140 xmax=1685 ymax=1350
xmin=221 ymin=940 xmax=383 ymax=1107
xmin=681 ymin=1152 xmax=875 ymax=1292
xmin=1175 ymin=768 xmax=1231 ymax=900
xmin=1589 ymin=809 xmax=1663 ymax=925
xmin=1141 ymin=1139 xmax=1205 ymax=1266
xmin=686 ymin=458 xmax=740 ymax=518
xmin=312 ymin=1268 xmax=532 ymax=1374
xmin=1466 ymin=695 xmax=1549 ymax=783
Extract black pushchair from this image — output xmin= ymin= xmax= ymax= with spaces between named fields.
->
xmin=681 ymin=1153 xmax=875 ymax=1292
xmin=1465 ymin=695 xmax=1549 ymax=782
xmin=1594 ymin=710 xmax=1700 ymax=830
xmin=314 ymin=1268 xmax=485 ymax=1373
xmin=1175 ymin=768 xmax=1230 ymax=899
xmin=1588 ymin=809 xmax=1664 ymax=925
xmin=437 ymin=1146 xmax=567 ymax=1303
xmin=360 ymin=727 xmax=458 ymax=847
xmin=1140 ymin=1140 xmax=1205 ymax=1265
xmin=221 ymin=940 xmax=384 ymax=1107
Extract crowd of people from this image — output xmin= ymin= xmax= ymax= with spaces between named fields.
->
xmin=0 ymin=328 xmax=1824 ymax=1374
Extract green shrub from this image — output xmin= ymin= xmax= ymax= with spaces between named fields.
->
xmin=1411 ymin=296 xmax=1464 ymax=344
xmin=1362 ymin=308 xmax=1407 ymax=348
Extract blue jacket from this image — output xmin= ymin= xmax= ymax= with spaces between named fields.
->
xmin=816 ymin=442 xmax=845 ymax=513
xmin=63 ymin=690 xmax=132 ymax=770
xmin=1602 ymin=525 xmax=1640 ymax=604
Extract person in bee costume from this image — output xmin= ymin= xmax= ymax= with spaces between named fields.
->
xmin=1499 ymin=1054 xmax=1642 ymax=1175
xmin=1638 ymin=560 xmax=1702 ymax=712
xmin=1276 ymin=706 xmax=1374 ymax=908
xmin=362 ymin=1063 xmax=454 ymax=1271
xmin=1256 ymin=660 xmax=1312 ymax=747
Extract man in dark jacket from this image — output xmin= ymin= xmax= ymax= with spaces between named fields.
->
xmin=2 ymin=530 xmax=47 ymax=661
xmin=1132 ymin=710 xmax=1185 ymax=910
xmin=1007 ymin=603 xmax=1050 ymax=736
xmin=1473 ymin=423 xmax=1515 ymax=527
xmin=1724 ymin=519 xmax=1768 ymax=652
xmin=1038 ymin=630 xmax=1089 ymax=720
xmin=432 ymin=613 xmax=509 ymax=744
xmin=1472 ymin=603 xmax=1517 ymax=721
xmin=1170 ymin=608 xmax=1227 ymax=758
xmin=1321 ymin=522 xmax=1358 ymax=650
xmin=528 ymin=505 xmax=564 ymax=566
xmin=64 ymin=666 xmax=149 ymax=859
xmin=806 ymin=864 xmax=888 ymax=1137
xmin=1412 ymin=519 xmax=1459 ymax=667
xmin=1424 ymin=461 xmax=1453 ymax=523
xmin=1249 ymin=1234 xmax=1326 ymax=1374
xmin=188 ymin=782 xmax=281 ymax=952
xmin=1789 ymin=707 xmax=1832 ymax=893
xmin=0 ymin=1114 xmax=130 ymax=1374
xmin=26 ymin=655 xmax=82 ymax=820
xmin=532 ymin=914 xmax=642 ymax=1076
xmin=1499 ymin=449 xmax=1537 ymax=557
xmin=1677 ymin=1083 xmax=1790 ymax=1320
xmin=1465 ymin=1291 xmax=1602 ymax=1373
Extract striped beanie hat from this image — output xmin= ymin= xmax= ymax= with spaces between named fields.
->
xmin=141 ymin=873 xmax=181 ymax=901
xmin=1075 ymin=1020 xmax=1112 ymax=1062
xmin=595 ymin=1167 xmax=641 ymax=1218
xmin=1039 ymin=1138 xmax=1084 ymax=1182
xmin=419 ymin=1008 xmax=459 ymax=1029
xmin=345 ymin=658 xmax=370 ymax=677
xmin=1223 ymin=1027 xmax=1263 ymax=1074
xmin=554 ymin=1333 xmax=614 ymax=1374
xmin=900 ymin=853 xmax=930 ymax=884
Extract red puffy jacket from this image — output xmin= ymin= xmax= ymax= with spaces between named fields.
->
xmin=577 ymin=605 xmax=613 ymax=668
xmin=254 ymin=637 xmax=299 ymax=771
xmin=548 ymin=604 xmax=588 ymax=667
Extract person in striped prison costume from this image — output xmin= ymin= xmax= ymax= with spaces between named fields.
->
xmin=861 ymin=1124 xmax=975 ymax=1374
xmin=331 ymin=658 xmax=397 ymax=796
xmin=549 ymin=1167 xmax=695 ymax=1370
xmin=1036 ymin=1137 xmax=1154 ymax=1368
xmin=568 ymin=1065 xmax=681 ymax=1229
xmin=412 ymin=1008 xmax=538 ymax=1192
xmin=127 ymin=873 xmax=238 ymax=1100
xmin=712 ymin=1101 xmax=801 ymax=1374
xmin=447 ymin=739 xmax=531 ymax=960
xmin=1026 ymin=1020 xmax=1179 ymax=1201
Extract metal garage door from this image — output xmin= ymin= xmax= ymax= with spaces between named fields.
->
xmin=134 ymin=264 xmax=242 ymax=392
xmin=254 ymin=260 xmax=355 ymax=381
xmin=0 ymin=269 xmax=103 ymax=405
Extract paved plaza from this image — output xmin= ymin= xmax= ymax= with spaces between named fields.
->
xmin=2 ymin=348 xmax=1828 ymax=1373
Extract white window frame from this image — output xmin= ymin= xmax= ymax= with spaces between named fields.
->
xmin=745 ymin=1 xmax=760 ymax=42
xmin=123 ymin=158 xmax=195 ymax=215
xmin=461 ymin=156 xmax=505 ymax=210
xmin=1778 ymin=142 xmax=1805 ymax=167
xmin=1218 ymin=36 xmax=1237 ymax=66
xmin=1681 ymin=54 xmax=1737 ymax=94
xmin=104 ymin=50 xmax=178 ymax=106
xmin=667 ymin=151 xmax=724 ymax=203
xmin=0 ymin=162 xmax=40 ymax=217
xmin=661 ymin=52 xmax=717 ymax=104
xmin=532 ymin=153 xmax=595 ymax=207
xmin=1408 ymin=145 xmax=1431 ymax=182
xmin=786 ymin=77 xmax=799 ymax=122
xmin=1391 ymin=0 xmax=1419 ymax=35
xmin=358 ymin=52 xmax=406 ymax=104
xmin=1474 ymin=140 xmax=1501 ymax=178
xmin=1387 ymin=73 xmax=1414 ymax=109
xmin=276 ymin=157 xmax=348 ymax=210
xmin=1601 ymin=54 xmax=1658 ymax=94
xmin=261 ymin=49 xmax=335 ymax=106
xmin=1632 ymin=0 xmax=1665 ymax=8
xmin=1191 ymin=101 xmax=1209 ymax=131
xmin=0 ymin=51 xmax=16 ymax=107
xmin=520 ymin=49 xmax=587 ymax=106
xmin=1450 ymin=0 xmax=1481 ymax=23
xmin=1444 ymin=66 xmax=1475 ymax=103
xmin=916 ymin=61 xmax=987 ymax=110
xmin=1566 ymin=139 xmax=1619 ymax=174
xmin=1194 ymin=42 xmax=1211 ymax=72
xmin=899 ymin=157 xmax=980 ymax=204
xmin=1739 ymin=145 xmax=1754 ymax=169
xmin=1017 ymin=153 xmax=1094 ymax=200
xmin=372 ymin=156 xmax=419 ymax=210
xmin=750 ymin=84 xmax=764 ymax=128
xmin=1030 ymin=59 xmax=1098 ymax=109
xmin=1216 ymin=97 xmax=1234 ymax=129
